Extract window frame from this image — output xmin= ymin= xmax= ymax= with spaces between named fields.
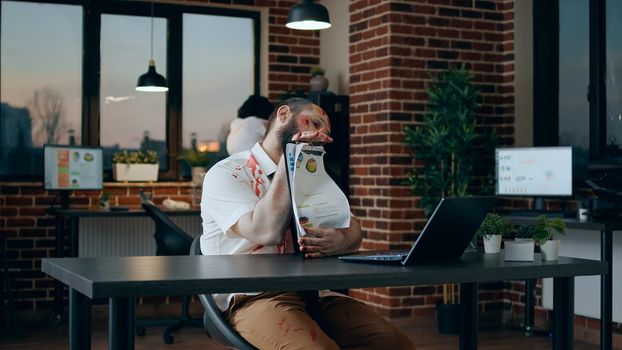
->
xmin=0 ymin=0 xmax=261 ymax=181
xmin=533 ymin=0 xmax=620 ymax=171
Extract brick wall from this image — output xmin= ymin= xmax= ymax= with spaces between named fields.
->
xmin=347 ymin=0 xmax=515 ymax=317
xmin=0 ymin=182 xmax=198 ymax=310
xmin=0 ymin=0 xmax=321 ymax=312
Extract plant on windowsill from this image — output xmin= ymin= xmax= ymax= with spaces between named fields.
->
xmin=112 ymin=149 xmax=159 ymax=182
xmin=475 ymin=213 xmax=511 ymax=253
xmin=178 ymin=148 xmax=218 ymax=186
xmin=403 ymin=64 xmax=498 ymax=335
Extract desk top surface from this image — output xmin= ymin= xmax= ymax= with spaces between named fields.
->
xmin=47 ymin=207 xmax=200 ymax=217
xmin=42 ymin=252 xmax=607 ymax=299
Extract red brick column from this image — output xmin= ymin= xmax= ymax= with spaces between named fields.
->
xmin=348 ymin=0 xmax=515 ymax=317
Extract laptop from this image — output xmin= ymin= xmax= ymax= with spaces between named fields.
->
xmin=339 ymin=196 xmax=497 ymax=265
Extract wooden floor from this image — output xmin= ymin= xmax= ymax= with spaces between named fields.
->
xmin=0 ymin=313 xmax=603 ymax=350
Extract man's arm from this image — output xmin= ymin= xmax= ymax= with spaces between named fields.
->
xmin=229 ymin=158 xmax=292 ymax=246
xmin=229 ymin=130 xmax=333 ymax=246
xmin=297 ymin=217 xmax=363 ymax=258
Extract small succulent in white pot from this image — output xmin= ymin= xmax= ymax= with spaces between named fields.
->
xmin=475 ymin=213 xmax=511 ymax=253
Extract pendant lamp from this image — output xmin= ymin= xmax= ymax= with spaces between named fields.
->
xmin=286 ymin=0 xmax=331 ymax=30
xmin=136 ymin=2 xmax=168 ymax=92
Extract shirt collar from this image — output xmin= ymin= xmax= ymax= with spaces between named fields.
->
xmin=250 ymin=142 xmax=277 ymax=176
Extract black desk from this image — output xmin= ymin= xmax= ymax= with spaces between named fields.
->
xmin=47 ymin=208 xmax=200 ymax=318
xmin=42 ymin=252 xmax=607 ymax=350
xmin=507 ymin=215 xmax=622 ymax=350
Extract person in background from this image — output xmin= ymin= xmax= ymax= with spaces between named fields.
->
xmin=226 ymin=95 xmax=274 ymax=155
xmin=201 ymin=98 xmax=416 ymax=349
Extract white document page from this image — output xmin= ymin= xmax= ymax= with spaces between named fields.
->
xmin=285 ymin=143 xmax=350 ymax=238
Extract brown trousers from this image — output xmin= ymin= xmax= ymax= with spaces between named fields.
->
xmin=226 ymin=291 xmax=416 ymax=350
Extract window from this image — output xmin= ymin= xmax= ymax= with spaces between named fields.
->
xmin=558 ymin=0 xmax=589 ymax=179
xmin=534 ymin=0 xmax=622 ymax=178
xmin=0 ymin=1 xmax=82 ymax=177
xmin=604 ymin=0 xmax=622 ymax=160
xmin=100 ymin=14 xmax=168 ymax=170
xmin=0 ymin=1 xmax=260 ymax=180
xmin=182 ymin=13 xmax=254 ymax=174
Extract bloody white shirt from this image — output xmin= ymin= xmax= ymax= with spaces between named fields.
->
xmin=200 ymin=143 xmax=293 ymax=309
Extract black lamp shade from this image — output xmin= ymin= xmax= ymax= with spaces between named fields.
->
xmin=136 ymin=60 xmax=168 ymax=92
xmin=286 ymin=0 xmax=331 ymax=30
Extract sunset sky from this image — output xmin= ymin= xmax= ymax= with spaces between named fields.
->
xmin=1 ymin=1 xmax=253 ymax=149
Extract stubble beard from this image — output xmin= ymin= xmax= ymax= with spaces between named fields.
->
xmin=278 ymin=117 xmax=299 ymax=149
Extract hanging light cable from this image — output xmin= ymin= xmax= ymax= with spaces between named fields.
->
xmin=136 ymin=1 xmax=168 ymax=92
xmin=286 ymin=0 xmax=331 ymax=30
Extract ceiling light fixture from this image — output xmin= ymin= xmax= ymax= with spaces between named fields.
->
xmin=286 ymin=0 xmax=331 ymax=31
xmin=136 ymin=2 xmax=168 ymax=92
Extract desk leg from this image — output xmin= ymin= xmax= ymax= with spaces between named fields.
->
xmin=524 ymin=279 xmax=536 ymax=336
xmin=553 ymin=276 xmax=574 ymax=350
xmin=54 ymin=214 xmax=65 ymax=319
xmin=460 ymin=282 xmax=478 ymax=350
xmin=600 ymin=228 xmax=612 ymax=350
xmin=109 ymin=297 xmax=135 ymax=350
xmin=69 ymin=288 xmax=91 ymax=350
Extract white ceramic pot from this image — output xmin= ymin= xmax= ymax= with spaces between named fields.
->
xmin=113 ymin=163 xmax=159 ymax=182
xmin=504 ymin=239 xmax=535 ymax=261
xmin=540 ymin=239 xmax=561 ymax=261
xmin=310 ymin=75 xmax=329 ymax=92
xmin=191 ymin=166 xmax=207 ymax=187
xmin=483 ymin=235 xmax=502 ymax=253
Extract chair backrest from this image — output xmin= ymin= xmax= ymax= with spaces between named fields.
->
xmin=142 ymin=201 xmax=193 ymax=256
xmin=189 ymin=236 xmax=256 ymax=350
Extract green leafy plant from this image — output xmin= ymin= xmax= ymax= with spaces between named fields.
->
xmin=514 ymin=224 xmax=534 ymax=239
xmin=404 ymin=65 xmax=497 ymax=216
xmin=531 ymin=215 xmax=566 ymax=242
xmin=310 ymin=66 xmax=325 ymax=77
xmin=112 ymin=150 xmax=158 ymax=164
xmin=475 ymin=213 xmax=511 ymax=238
xmin=178 ymin=148 xmax=218 ymax=168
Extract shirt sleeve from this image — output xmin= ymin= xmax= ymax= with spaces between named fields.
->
xmin=201 ymin=161 xmax=259 ymax=237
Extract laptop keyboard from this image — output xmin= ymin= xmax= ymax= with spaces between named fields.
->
xmin=368 ymin=252 xmax=409 ymax=261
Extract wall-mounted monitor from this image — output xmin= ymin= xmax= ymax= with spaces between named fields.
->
xmin=44 ymin=145 xmax=103 ymax=191
xmin=495 ymin=147 xmax=573 ymax=197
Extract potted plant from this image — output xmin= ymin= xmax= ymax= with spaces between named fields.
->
xmin=504 ymin=224 xmax=535 ymax=261
xmin=309 ymin=66 xmax=329 ymax=92
xmin=178 ymin=148 xmax=217 ymax=186
xmin=532 ymin=215 xmax=566 ymax=261
xmin=403 ymin=65 xmax=497 ymax=334
xmin=112 ymin=149 xmax=159 ymax=182
xmin=475 ymin=213 xmax=511 ymax=253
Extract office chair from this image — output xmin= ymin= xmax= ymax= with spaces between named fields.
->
xmin=189 ymin=236 xmax=257 ymax=350
xmin=135 ymin=197 xmax=203 ymax=344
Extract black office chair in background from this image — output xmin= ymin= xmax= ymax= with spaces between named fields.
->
xmin=136 ymin=196 xmax=202 ymax=344
xmin=189 ymin=236 xmax=256 ymax=350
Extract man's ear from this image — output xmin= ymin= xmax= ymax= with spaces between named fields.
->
xmin=276 ymin=105 xmax=291 ymax=123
